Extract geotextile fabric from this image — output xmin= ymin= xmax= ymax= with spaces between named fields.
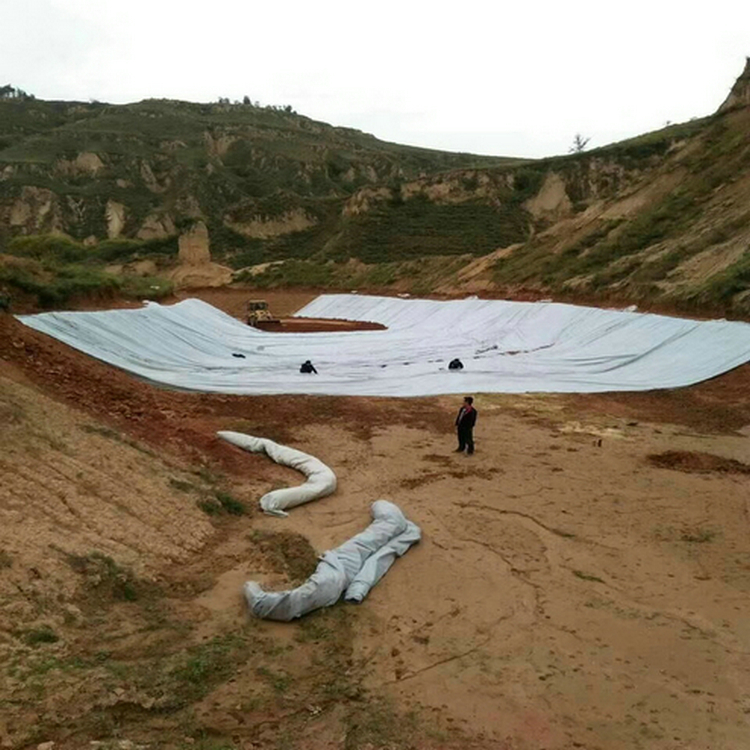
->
xmin=217 ymin=431 xmax=336 ymax=516
xmin=244 ymin=500 xmax=421 ymax=621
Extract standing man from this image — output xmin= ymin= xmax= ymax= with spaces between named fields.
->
xmin=455 ymin=396 xmax=477 ymax=455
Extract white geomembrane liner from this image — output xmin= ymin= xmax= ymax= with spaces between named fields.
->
xmin=217 ymin=431 xmax=336 ymax=516
xmin=244 ymin=500 xmax=421 ymax=621
xmin=17 ymin=294 xmax=750 ymax=396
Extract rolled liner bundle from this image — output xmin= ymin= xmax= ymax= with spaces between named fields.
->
xmin=244 ymin=500 xmax=421 ymax=621
xmin=217 ymin=431 xmax=336 ymax=517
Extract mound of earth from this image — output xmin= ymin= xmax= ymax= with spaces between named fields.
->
xmin=648 ymin=449 xmax=750 ymax=474
xmin=168 ymin=261 xmax=234 ymax=289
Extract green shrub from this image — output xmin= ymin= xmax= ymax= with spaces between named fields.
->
xmin=94 ymin=238 xmax=146 ymax=262
xmin=120 ymin=275 xmax=174 ymax=300
xmin=510 ymin=168 xmax=546 ymax=203
xmin=92 ymin=235 xmax=179 ymax=264
xmin=693 ymin=250 xmax=750 ymax=305
xmin=23 ymin=626 xmax=59 ymax=646
xmin=244 ymin=259 xmax=337 ymax=288
xmin=8 ymin=234 xmax=87 ymax=263
xmin=215 ymin=491 xmax=246 ymax=515
xmin=66 ymin=551 xmax=141 ymax=601
xmin=197 ymin=492 xmax=246 ymax=516
xmin=0 ymin=261 xmax=120 ymax=307
xmin=0 ymin=255 xmax=173 ymax=307
xmin=50 ymin=266 xmax=121 ymax=302
xmin=198 ymin=500 xmax=222 ymax=515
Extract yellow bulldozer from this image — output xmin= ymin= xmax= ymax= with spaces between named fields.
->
xmin=246 ymin=300 xmax=281 ymax=329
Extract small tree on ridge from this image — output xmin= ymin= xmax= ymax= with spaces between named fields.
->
xmin=570 ymin=133 xmax=591 ymax=153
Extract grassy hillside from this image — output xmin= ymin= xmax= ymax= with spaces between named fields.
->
xmin=482 ymin=110 xmax=750 ymax=315
xmin=0 ymin=97 xmax=518 ymax=244
xmin=2 ymin=66 xmax=750 ymax=317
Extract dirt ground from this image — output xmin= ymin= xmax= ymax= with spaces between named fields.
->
xmin=1 ymin=290 xmax=749 ymax=750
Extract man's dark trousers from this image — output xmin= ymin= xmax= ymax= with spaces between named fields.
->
xmin=457 ymin=426 xmax=474 ymax=454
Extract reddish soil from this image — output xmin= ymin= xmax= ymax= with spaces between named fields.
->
xmin=256 ymin=317 xmax=385 ymax=333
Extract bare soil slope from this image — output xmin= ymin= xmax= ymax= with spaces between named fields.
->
xmin=1 ymin=291 xmax=749 ymax=750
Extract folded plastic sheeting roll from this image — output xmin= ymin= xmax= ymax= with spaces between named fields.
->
xmin=244 ymin=500 xmax=421 ymax=621
xmin=217 ymin=431 xmax=336 ymax=517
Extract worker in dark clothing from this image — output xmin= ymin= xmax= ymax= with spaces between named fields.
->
xmin=300 ymin=360 xmax=318 ymax=374
xmin=448 ymin=358 xmax=464 ymax=370
xmin=454 ymin=396 xmax=477 ymax=454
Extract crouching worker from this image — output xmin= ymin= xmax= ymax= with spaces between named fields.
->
xmin=300 ymin=360 xmax=318 ymax=374
xmin=455 ymin=396 xmax=477 ymax=454
xmin=448 ymin=358 xmax=464 ymax=370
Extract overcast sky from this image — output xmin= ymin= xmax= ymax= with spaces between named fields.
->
xmin=3 ymin=0 xmax=748 ymax=158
